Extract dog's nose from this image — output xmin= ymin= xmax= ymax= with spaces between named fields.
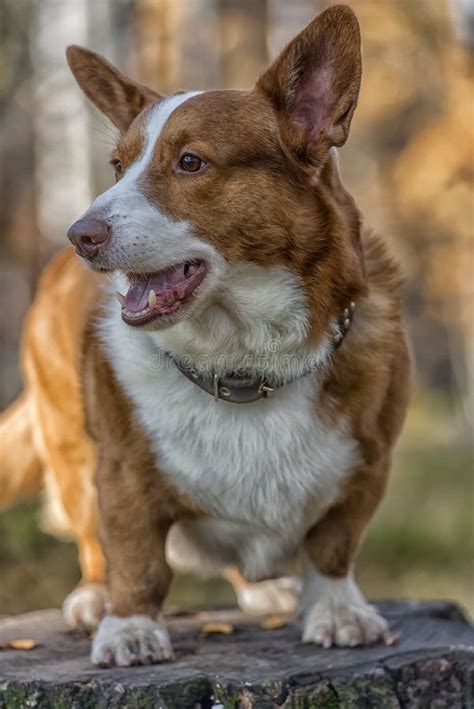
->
xmin=67 ymin=217 xmax=110 ymax=258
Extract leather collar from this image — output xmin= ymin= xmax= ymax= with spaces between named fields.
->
xmin=169 ymin=302 xmax=355 ymax=404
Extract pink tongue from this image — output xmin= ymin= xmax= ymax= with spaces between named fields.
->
xmin=125 ymin=264 xmax=186 ymax=312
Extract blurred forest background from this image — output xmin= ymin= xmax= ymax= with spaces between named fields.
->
xmin=0 ymin=0 xmax=472 ymax=617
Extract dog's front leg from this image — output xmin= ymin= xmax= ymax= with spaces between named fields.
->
xmin=301 ymin=465 xmax=393 ymax=648
xmin=91 ymin=456 xmax=174 ymax=667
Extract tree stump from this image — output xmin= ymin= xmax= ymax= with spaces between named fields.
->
xmin=0 ymin=601 xmax=472 ymax=708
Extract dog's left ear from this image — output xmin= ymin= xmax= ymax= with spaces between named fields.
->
xmin=256 ymin=5 xmax=361 ymax=171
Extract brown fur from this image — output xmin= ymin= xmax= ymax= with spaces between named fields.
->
xmin=304 ymin=230 xmax=410 ymax=577
xmin=0 ymin=250 xmax=106 ymax=583
xmin=132 ymin=91 xmax=366 ymax=344
xmin=0 ymin=5 xmax=411 ymax=641
xmin=82 ymin=326 xmax=205 ymax=617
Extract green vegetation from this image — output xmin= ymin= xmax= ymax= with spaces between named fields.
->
xmin=363 ymin=446 xmax=473 ymax=570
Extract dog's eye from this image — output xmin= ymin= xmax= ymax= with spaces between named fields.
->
xmin=179 ymin=153 xmax=206 ymax=173
xmin=112 ymin=160 xmax=122 ymax=180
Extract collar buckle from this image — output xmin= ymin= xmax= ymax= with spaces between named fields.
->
xmin=258 ymin=380 xmax=275 ymax=398
xmin=213 ymin=374 xmax=274 ymax=402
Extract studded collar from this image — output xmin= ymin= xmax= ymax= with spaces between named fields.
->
xmin=169 ymin=301 xmax=356 ymax=404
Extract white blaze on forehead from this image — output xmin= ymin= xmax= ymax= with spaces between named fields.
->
xmin=82 ymin=87 xmax=220 ymax=276
xmin=89 ymin=90 xmax=202 ymax=212
xmin=120 ymin=91 xmax=202 ymax=187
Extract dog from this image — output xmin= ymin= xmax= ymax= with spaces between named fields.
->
xmin=0 ymin=5 xmax=411 ymax=666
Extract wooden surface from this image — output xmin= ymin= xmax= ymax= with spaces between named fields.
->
xmin=0 ymin=601 xmax=473 ymax=708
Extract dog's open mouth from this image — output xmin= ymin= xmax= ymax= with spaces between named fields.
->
xmin=117 ymin=260 xmax=207 ymax=327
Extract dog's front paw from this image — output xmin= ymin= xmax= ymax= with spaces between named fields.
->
xmin=303 ymin=599 xmax=391 ymax=648
xmin=91 ymin=614 xmax=174 ymax=667
xmin=63 ymin=583 xmax=109 ymax=630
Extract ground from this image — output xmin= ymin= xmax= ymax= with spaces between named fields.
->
xmin=0 ymin=601 xmax=473 ymax=708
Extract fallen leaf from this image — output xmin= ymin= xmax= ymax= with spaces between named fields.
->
xmin=200 ymin=622 xmax=234 ymax=636
xmin=0 ymin=639 xmax=37 ymax=651
xmin=261 ymin=615 xmax=288 ymax=630
xmin=384 ymin=632 xmax=400 ymax=646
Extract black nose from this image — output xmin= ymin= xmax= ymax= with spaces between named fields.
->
xmin=67 ymin=217 xmax=110 ymax=258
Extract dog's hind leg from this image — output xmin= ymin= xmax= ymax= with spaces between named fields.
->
xmin=0 ymin=389 xmax=108 ymax=628
xmin=38 ymin=436 xmax=108 ymax=630
xmin=167 ymin=521 xmax=302 ymax=616
xmin=224 ymin=567 xmax=302 ymax=616
xmin=41 ymin=451 xmax=109 ymax=630
xmin=62 ymin=533 xmax=108 ymax=630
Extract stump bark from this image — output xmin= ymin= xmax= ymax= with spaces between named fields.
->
xmin=0 ymin=601 xmax=472 ymax=708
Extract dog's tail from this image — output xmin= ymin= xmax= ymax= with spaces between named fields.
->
xmin=0 ymin=391 xmax=43 ymax=509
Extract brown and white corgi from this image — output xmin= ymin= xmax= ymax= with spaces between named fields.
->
xmin=0 ymin=5 xmax=411 ymax=666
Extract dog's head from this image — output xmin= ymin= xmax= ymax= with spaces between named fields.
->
xmin=67 ymin=5 xmax=365 ymax=339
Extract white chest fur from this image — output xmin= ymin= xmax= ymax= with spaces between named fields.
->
xmin=100 ymin=264 xmax=359 ymax=577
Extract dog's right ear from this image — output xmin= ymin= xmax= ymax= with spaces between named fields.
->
xmin=66 ymin=46 xmax=161 ymax=132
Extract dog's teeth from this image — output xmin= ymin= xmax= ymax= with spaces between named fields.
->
xmin=148 ymin=289 xmax=157 ymax=308
xmin=115 ymin=291 xmax=125 ymax=306
xmin=187 ymin=264 xmax=197 ymax=276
